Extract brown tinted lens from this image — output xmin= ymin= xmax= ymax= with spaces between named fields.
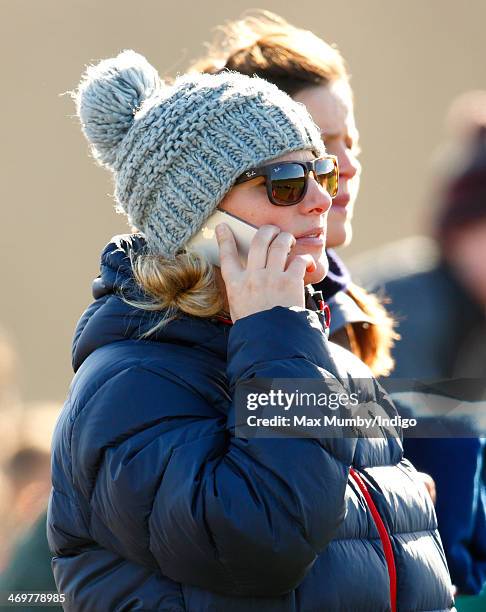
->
xmin=315 ymin=158 xmax=338 ymax=197
xmin=270 ymin=163 xmax=306 ymax=205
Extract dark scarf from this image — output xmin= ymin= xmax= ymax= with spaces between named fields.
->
xmin=313 ymin=249 xmax=351 ymax=301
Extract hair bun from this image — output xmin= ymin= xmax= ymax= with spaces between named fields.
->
xmin=74 ymin=50 xmax=160 ymax=168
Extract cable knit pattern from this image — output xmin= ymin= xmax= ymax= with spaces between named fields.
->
xmin=74 ymin=50 xmax=325 ymax=257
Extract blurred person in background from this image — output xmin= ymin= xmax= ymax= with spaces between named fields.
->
xmin=0 ymin=403 xmax=61 ymax=607
xmin=190 ymin=10 xmax=398 ymax=378
xmin=2 ymin=447 xmax=51 ymax=551
xmin=0 ymin=447 xmax=59 ymax=605
xmin=0 ymin=327 xmax=61 ymax=603
xmin=0 ymin=327 xmax=23 ymax=570
xmin=352 ymin=92 xmax=486 ymax=607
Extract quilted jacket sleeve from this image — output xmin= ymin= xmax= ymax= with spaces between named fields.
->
xmin=71 ymin=307 xmax=359 ymax=597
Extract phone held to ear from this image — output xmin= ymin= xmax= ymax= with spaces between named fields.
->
xmin=186 ymin=209 xmax=258 ymax=267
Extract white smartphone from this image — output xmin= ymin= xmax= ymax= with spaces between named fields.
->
xmin=186 ymin=209 xmax=258 ymax=267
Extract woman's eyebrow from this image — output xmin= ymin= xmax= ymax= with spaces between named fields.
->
xmin=322 ymin=130 xmax=360 ymax=147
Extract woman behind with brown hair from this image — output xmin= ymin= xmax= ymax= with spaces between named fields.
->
xmin=190 ymin=10 xmax=397 ymax=377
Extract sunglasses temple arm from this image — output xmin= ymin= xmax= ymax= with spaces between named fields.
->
xmin=235 ymin=164 xmax=269 ymax=185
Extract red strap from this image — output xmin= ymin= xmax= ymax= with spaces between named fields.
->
xmin=215 ymin=315 xmax=233 ymax=325
xmin=349 ymin=468 xmax=397 ymax=612
xmin=321 ymin=303 xmax=331 ymax=329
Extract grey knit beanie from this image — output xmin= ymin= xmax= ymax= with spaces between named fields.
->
xmin=75 ymin=49 xmax=325 ymax=257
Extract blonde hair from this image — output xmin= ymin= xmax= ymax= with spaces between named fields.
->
xmin=344 ymin=284 xmax=399 ymax=377
xmin=190 ymin=10 xmax=349 ymax=96
xmin=127 ymin=249 xmax=224 ymax=337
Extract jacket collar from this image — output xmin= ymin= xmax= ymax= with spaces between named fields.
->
xmin=72 ymin=235 xmax=231 ymax=371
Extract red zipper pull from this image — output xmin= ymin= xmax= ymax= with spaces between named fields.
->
xmin=314 ymin=291 xmax=331 ymax=330
xmin=320 ymin=303 xmax=331 ymax=329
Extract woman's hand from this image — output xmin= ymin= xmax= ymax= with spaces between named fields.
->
xmin=216 ymin=223 xmax=316 ymax=322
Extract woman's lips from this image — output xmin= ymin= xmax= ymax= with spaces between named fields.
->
xmin=331 ymin=193 xmax=351 ymax=210
xmin=295 ymin=229 xmax=326 ymax=247
xmin=331 ymin=192 xmax=350 ymax=213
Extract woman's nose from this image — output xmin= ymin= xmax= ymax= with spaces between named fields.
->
xmin=337 ymin=145 xmax=361 ymax=180
xmin=301 ymin=174 xmax=332 ymax=214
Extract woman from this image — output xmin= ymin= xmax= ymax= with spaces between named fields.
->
xmin=47 ymin=50 xmax=453 ymax=611
xmin=190 ymin=10 xmax=397 ymax=376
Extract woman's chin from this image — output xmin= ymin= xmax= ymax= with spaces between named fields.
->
xmin=327 ymin=217 xmax=353 ymax=249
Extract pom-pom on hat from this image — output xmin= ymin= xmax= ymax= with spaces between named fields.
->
xmin=74 ymin=50 xmax=325 ymax=257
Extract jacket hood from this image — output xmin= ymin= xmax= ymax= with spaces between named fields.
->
xmin=71 ymin=234 xmax=230 ymax=372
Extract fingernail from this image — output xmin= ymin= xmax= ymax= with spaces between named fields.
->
xmin=215 ymin=224 xmax=226 ymax=239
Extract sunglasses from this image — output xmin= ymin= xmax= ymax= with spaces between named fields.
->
xmin=235 ymin=155 xmax=339 ymax=206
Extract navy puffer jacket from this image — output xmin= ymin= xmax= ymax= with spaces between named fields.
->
xmin=48 ymin=235 xmax=455 ymax=611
